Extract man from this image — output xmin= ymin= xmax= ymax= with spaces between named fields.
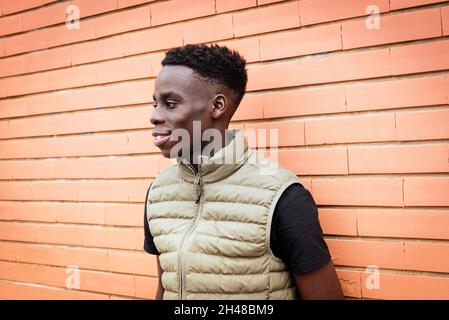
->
xmin=144 ymin=44 xmax=343 ymax=300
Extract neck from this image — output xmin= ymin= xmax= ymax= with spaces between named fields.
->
xmin=189 ymin=128 xmax=232 ymax=172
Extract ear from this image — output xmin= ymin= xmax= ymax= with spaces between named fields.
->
xmin=210 ymin=94 xmax=228 ymax=120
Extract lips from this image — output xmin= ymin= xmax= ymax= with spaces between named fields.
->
xmin=152 ymin=131 xmax=171 ymax=147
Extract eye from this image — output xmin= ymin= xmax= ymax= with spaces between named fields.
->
xmin=166 ymin=101 xmax=177 ymax=109
xmin=152 ymin=103 xmax=158 ymax=108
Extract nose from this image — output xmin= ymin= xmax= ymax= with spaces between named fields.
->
xmin=149 ymin=105 xmax=165 ymax=126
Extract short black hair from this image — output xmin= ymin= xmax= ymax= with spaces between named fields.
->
xmin=161 ymin=44 xmax=248 ymax=108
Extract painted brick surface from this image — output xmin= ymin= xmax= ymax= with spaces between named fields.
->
xmin=0 ymin=0 xmax=448 ymax=300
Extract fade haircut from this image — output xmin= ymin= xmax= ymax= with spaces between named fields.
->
xmin=161 ymin=44 xmax=248 ymax=108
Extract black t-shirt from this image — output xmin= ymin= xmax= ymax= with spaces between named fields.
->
xmin=143 ymin=182 xmax=331 ymax=274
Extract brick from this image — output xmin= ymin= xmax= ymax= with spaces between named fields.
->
xmin=396 ymin=109 xmax=449 ymax=141
xmin=257 ymin=0 xmax=285 ymax=4
xmin=390 ymin=0 xmax=447 ymax=10
xmin=24 ymin=90 xmax=76 ymax=117
xmin=1 ymin=72 xmax=52 ymax=98
xmin=60 ymin=246 xmax=108 ymax=271
xmin=217 ymin=36 xmax=260 ymax=63
xmin=0 ymin=0 xmax=57 ymax=15
xmin=81 ymin=270 xmax=135 ymax=296
xmin=135 ymin=275 xmax=158 ymax=299
xmin=305 ymin=113 xmax=396 ymax=145
xmin=361 ymin=272 xmax=449 ymax=299
xmin=0 ymin=260 xmax=39 ymax=283
xmin=44 ymin=19 xmax=97 ymax=49
xmin=74 ymin=0 xmax=118 ymax=18
xmin=348 ymin=143 xmax=449 ymax=174
xmin=0 ymin=280 xmax=109 ymax=300
xmin=73 ymin=80 xmax=154 ymax=111
xmin=233 ymin=1 xmax=300 ymax=37
xmin=299 ymin=48 xmax=390 ymax=85
xmin=319 ymin=208 xmax=358 ymax=236
xmin=247 ymin=60 xmax=300 ymax=91
xmin=442 ymin=6 xmax=449 ymax=35
xmin=0 ymin=139 xmax=32 ymax=159
xmin=342 ymin=8 xmax=442 ymax=49
xmin=104 ymin=203 xmax=144 ymax=227
xmin=0 ymin=221 xmax=85 ymax=245
xmin=21 ymin=1 xmax=67 ymax=31
xmin=94 ymin=5 xmax=151 ymax=38
xmin=11 ymin=201 xmax=104 ymax=225
xmin=278 ymin=148 xmax=348 ymax=175
xmin=391 ymin=39 xmax=449 ymax=75
xmin=0 ymin=158 xmax=55 ymax=179
xmin=86 ymin=226 xmax=138 ymax=250
xmin=216 ymin=0 xmax=256 ymax=13
xmin=336 ymin=269 xmax=361 ymax=298
xmin=357 ymin=208 xmax=449 ymax=240
xmin=30 ymin=181 xmax=79 ymax=201
xmin=70 ymin=36 xmax=124 ymax=65
xmin=4 ymin=28 xmax=48 ymax=56
xmin=326 ymin=239 xmax=406 ymax=269
xmin=299 ymin=0 xmax=389 ymax=26
xmin=15 ymin=243 xmax=62 ymax=266
xmin=0 ymin=120 xmax=9 ymax=141
xmin=243 ymin=120 xmax=305 ymax=147
xmin=345 ymin=75 xmax=447 ymax=112
xmin=0 ymin=241 xmax=17 ymax=261
xmin=0 ymin=181 xmax=32 ymax=200
xmin=261 ymin=86 xmax=346 ymax=118
xmin=0 ymin=39 xmax=5 ymax=57
xmin=231 ymin=95 xmax=264 ymax=121
xmin=26 ymin=47 xmax=72 ymax=74
xmin=405 ymin=242 xmax=449 ymax=273
xmin=0 ymin=14 xmax=23 ymax=37
xmin=151 ymin=0 xmax=215 ymax=26
xmin=404 ymin=177 xmax=449 ymax=206
xmin=182 ymin=14 xmax=233 ymax=44
xmin=102 ymin=155 xmax=160 ymax=178
xmin=118 ymin=0 xmax=157 ymax=8
xmin=107 ymin=250 xmax=158 ymax=276
xmin=312 ymin=177 xmax=404 ymax=206
xmin=259 ymin=23 xmax=341 ymax=60
xmin=94 ymin=54 xmax=153 ymax=83
xmin=123 ymin=24 xmax=183 ymax=56
xmin=37 ymin=265 xmax=67 ymax=288
xmin=76 ymin=180 xmax=130 ymax=202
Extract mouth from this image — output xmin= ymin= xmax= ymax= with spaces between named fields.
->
xmin=153 ymin=131 xmax=171 ymax=147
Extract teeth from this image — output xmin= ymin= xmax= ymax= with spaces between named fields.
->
xmin=155 ymin=136 xmax=161 ymax=141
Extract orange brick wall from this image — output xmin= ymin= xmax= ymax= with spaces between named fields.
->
xmin=0 ymin=0 xmax=448 ymax=300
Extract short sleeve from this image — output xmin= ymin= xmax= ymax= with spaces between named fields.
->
xmin=270 ymin=183 xmax=331 ymax=273
xmin=143 ymin=184 xmax=160 ymax=255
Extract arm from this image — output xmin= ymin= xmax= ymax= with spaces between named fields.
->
xmin=270 ymin=183 xmax=344 ymax=300
xmin=155 ymin=255 xmax=164 ymax=300
xmin=293 ymin=260 xmax=344 ymax=300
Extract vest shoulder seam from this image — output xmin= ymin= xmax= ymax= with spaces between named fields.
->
xmin=265 ymin=179 xmax=302 ymax=262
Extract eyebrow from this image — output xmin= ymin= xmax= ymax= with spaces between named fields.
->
xmin=153 ymin=91 xmax=183 ymax=101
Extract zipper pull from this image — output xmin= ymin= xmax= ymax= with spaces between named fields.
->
xmin=194 ymin=174 xmax=203 ymax=204
xmin=193 ymin=160 xmax=203 ymax=204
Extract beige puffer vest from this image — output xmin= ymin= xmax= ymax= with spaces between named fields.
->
xmin=146 ymin=129 xmax=302 ymax=300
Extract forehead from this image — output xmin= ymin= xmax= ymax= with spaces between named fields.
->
xmin=154 ymin=65 xmax=202 ymax=94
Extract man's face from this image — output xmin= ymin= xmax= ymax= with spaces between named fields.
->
xmin=150 ymin=65 xmax=214 ymax=160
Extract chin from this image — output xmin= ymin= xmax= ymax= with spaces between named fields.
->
xmin=160 ymin=149 xmax=172 ymax=158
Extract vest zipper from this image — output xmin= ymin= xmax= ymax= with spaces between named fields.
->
xmin=178 ymin=161 xmax=203 ymax=300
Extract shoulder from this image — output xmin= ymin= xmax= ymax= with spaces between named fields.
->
xmin=243 ymin=151 xmax=302 ymax=189
xmin=274 ymin=182 xmax=317 ymax=217
xmin=150 ymin=162 xmax=181 ymax=189
xmin=280 ymin=183 xmax=314 ymax=203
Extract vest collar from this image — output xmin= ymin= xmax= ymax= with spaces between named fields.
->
xmin=176 ymin=129 xmax=252 ymax=183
